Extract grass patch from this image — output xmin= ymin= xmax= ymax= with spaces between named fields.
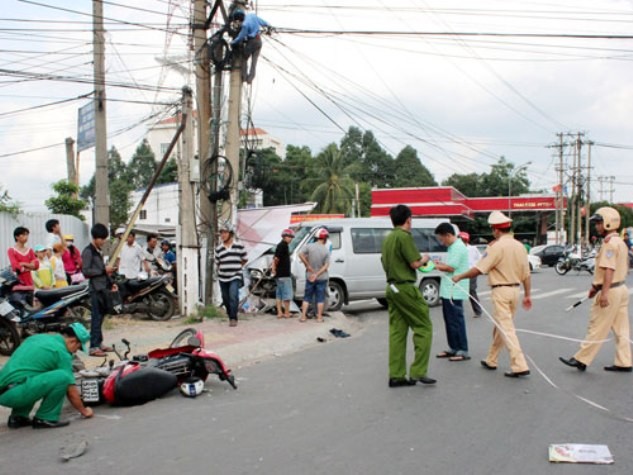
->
xmin=182 ymin=305 xmax=225 ymax=324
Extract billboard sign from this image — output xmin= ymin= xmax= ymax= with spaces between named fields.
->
xmin=77 ymin=101 xmax=96 ymax=151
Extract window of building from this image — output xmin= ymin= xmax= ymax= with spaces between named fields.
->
xmin=160 ymin=143 xmax=170 ymax=156
xmin=140 ymin=210 xmax=147 ymax=220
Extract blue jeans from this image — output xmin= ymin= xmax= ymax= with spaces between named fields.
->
xmin=220 ymin=279 xmax=241 ymax=321
xmin=441 ymin=298 xmax=468 ymax=355
xmin=304 ymin=279 xmax=327 ymax=304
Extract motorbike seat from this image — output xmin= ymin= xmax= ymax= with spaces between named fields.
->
xmin=35 ymin=284 xmax=89 ymax=306
xmin=125 ymin=277 xmax=163 ymax=291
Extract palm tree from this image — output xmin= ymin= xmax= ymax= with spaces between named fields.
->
xmin=309 ymin=144 xmax=355 ymax=214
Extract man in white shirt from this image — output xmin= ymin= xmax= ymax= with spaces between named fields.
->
xmin=459 ymin=232 xmax=483 ymax=318
xmin=117 ymin=231 xmax=148 ymax=279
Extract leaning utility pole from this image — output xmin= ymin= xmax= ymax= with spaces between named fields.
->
xmin=193 ymin=0 xmax=213 ymax=304
xmin=93 ymin=0 xmax=109 ymax=226
xmin=178 ymin=86 xmax=200 ymax=317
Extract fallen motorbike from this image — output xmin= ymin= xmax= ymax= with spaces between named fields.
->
xmin=555 ymin=249 xmax=595 ymax=276
xmin=111 ymin=273 xmax=177 ymax=321
xmin=78 ymin=327 xmax=236 ymax=405
xmin=0 ymin=266 xmax=92 ymax=355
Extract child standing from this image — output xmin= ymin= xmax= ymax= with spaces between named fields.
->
xmin=51 ymin=243 xmax=68 ymax=288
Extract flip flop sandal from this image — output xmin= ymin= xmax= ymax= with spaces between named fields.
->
xmin=436 ymin=351 xmax=456 ymax=358
xmin=449 ymin=355 xmax=471 ymax=362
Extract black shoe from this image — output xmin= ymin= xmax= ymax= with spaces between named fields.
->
xmin=559 ymin=357 xmax=587 ymax=372
xmin=604 ymin=365 xmax=633 ymax=373
xmin=504 ymin=370 xmax=530 ymax=378
xmin=7 ymin=415 xmax=31 ymax=429
xmin=388 ymin=378 xmax=416 ymax=388
xmin=32 ymin=418 xmax=70 ymax=429
xmin=480 ymin=360 xmax=497 ymax=371
xmin=415 ymin=376 xmax=437 ymax=385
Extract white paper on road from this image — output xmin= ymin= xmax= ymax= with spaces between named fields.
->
xmin=548 ymin=444 xmax=613 ymax=464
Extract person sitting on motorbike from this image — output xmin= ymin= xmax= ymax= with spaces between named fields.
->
xmin=0 ymin=322 xmax=94 ymax=429
xmin=144 ymin=234 xmax=163 ymax=276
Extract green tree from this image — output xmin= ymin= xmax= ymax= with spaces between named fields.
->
xmin=392 ymin=145 xmax=437 ymax=187
xmin=308 ymin=143 xmax=355 ymax=214
xmin=157 ymin=157 xmax=178 ymax=184
xmin=339 ymin=127 xmax=394 ymax=187
xmin=80 ymin=146 xmax=133 ymax=228
xmin=442 ymin=173 xmax=482 ymax=196
xmin=45 ymin=180 xmax=86 ymax=220
xmin=0 ymin=186 xmax=21 ymax=216
xmin=126 ymin=139 xmax=156 ymax=190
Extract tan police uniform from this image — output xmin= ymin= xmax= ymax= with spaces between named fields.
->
xmin=475 ymin=233 xmax=530 ymax=373
xmin=574 ymin=233 xmax=631 ymax=366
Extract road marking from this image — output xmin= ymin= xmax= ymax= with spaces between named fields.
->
xmin=531 ymin=288 xmax=574 ymax=300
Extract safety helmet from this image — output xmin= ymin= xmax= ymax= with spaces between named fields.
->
xmin=458 ymin=231 xmax=470 ymax=242
xmin=590 ymin=207 xmax=620 ymax=231
xmin=115 ymin=227 xmax=126 ymax=236
xmin=488 ymin=210 xmax=512 ymax=229
xmin=161 ymin=239 xmax=170 ymax=247
xmin=281 ymin=228 xmax=295 ymax=238
xmin=219 ymin=223 xmax=234 ymax=234
xmin=230 ymin=9 xmax=245 ymax=22
xmin=317 ymin=228 xmax=329 ymax=240
xmin=179 ymin=377 xmax=205 ymax=398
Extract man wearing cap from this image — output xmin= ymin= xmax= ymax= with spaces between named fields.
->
xmin=299 ymin=228 xmax=330 ymax=323
xmin=560 ymin=207 xmax=631 ymax=373
xmin=215 ymin=225 xmax=248 ymax=327
xmin=0 ymin=323 xmax=94 ymax=429
xmin=453 ymin=210 xmax=532 ymax=378
xmin=458 ymin=231 xmax=483 ymax=318
xmin=271 ymin=228 xmax=295 ymax=318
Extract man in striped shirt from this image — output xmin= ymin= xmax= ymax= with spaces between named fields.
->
xmin=215 ymin=225 xmax=247 ymax=327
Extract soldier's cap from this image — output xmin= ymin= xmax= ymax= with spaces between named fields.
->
xmin=488 ymin=210 xmax=512 ymax=229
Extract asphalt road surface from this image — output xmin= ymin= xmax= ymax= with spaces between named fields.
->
xmin=1 ymin=268 xmax=632 ymax=474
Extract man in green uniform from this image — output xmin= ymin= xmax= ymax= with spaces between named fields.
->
xmin=0 ymin=323 xmax=94 ymax=429
xmin=381 ymin=204 xmax=436 ymax=387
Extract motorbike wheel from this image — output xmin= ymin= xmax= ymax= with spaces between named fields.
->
xmin=147 ymin=289 xmax=176 ymax=321
xmin=67 ymin=303 xmax=92 ymax=327
xmin=555 ymin=261 xmax=569 ymax=275
xmin=169 ymin=327 xmax=197 ymax=348
xmin=0 ymin=318 xmax=21 ymax=356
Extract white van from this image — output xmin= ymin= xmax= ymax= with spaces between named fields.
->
xmin=247 ymin=217 xmax=451 ymax=310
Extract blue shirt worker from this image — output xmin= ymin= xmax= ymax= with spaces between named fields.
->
xmin=272 ymin=228 xmax=295 ymax=319
xmin=0 ymin=323 xmax=94 ymax=429
xmin=215 ymin=224 xmax=247 ymax=327
xmin=434 ymin=223 xmax=470 ymax=362
xmin=453 ymin=211 xmax=532 ymax=378
xmin=381 ymin=204 xmax=436 ymax=387
xmin=230 ymin=10 xmax=270 ymax=84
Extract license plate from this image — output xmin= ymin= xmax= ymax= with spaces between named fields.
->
xmin=166 ymin=284 xmax=175 ymax=293
xmin=80 ymin=379 xmax=100 ymax=403
xmin=0 ymin=300 xmax=14 ymax=317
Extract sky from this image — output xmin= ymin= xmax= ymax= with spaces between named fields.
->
xmin=2 ymin=0 xmax=633 ymax=214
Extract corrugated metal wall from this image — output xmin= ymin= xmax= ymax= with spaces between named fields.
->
xmin=0 ymin=212 xmax=90 ymax=268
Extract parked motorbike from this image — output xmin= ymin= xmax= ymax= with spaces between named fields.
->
xmin=78 ymin=328 xmax=236 ymax=405
xmin=555 ymin=248 xmax=595 ymax=275
xmin=112 ymin=273 xmax=176 ymax=321
xmin=0 ymin=266 xmax=92 ymax=355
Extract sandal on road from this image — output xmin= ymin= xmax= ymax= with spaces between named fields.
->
xmin=436 ymin=351 xmax=456 ymax=358
xmin=449 ymin=355 xmax=471 ymax=362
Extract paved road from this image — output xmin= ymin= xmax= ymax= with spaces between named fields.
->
xmin=1 ymin=268 xmax=632 ymax=474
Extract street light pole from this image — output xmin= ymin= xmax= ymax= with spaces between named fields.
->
xmin=508 ymin=161 xmax=532 ymax=218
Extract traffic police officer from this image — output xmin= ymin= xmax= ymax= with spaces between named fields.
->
xmin=453 ymin=211 xmax=532 ymax=378
xmin=560 ymin=207 xmax=632 ymax=372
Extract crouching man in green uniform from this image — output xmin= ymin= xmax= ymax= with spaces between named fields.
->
xmin=381 ymin=204 xmax=436 ymax=387
xmin=0 ymin=322 xmax=94 ymax=429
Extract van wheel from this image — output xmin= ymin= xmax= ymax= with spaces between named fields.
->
xmin=376 ymin=298 xmax=388 ymax=308
xmin=327 ymin=281 xmax=344 ymax=312
xmin=420 ymin=279 xmax=440 ymax=307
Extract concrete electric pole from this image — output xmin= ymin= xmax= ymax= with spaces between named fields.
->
xmin=93 ymin=0 xmax=109 ymax=226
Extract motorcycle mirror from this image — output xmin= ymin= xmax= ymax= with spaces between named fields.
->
xmin=187 ymin=336 xmax=201 ymax=347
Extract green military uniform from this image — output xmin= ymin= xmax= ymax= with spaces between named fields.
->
xmin=381 ymin=227 xmax=432 ymax=379
xmin=0 ymin=334 xmax=75 ymax=422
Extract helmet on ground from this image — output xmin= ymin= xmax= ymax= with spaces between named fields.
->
xmin=488 ymin=210 xmax=512 ymax=229
xmin=458 ymin=231 xmax=470 ymax=242
xmin=590 ymin=207 xmax=620 ymax=231
xmin=180 ymin=377 xmax=205 ymax=398
xmin=317 ymin=228 xmax=329 ymax=240
xmin=281 ymin=228 xmax=295 ymax=238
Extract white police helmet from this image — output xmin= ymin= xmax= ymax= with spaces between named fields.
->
xmin=179 ymin=377 xmax=205 ymax=398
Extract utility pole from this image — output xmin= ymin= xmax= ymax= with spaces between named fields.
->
xmin=65 ymin=137 xmax=78 ymax=197
xmin=584 ymin=140 xmax=593 ymax=245
xmin=568 ymin=135 xmax=577 ymax=247
xmin=223 ymin=53 xmax=242 ymax=229
xmin=552 ymin=133 xmax=565 ymax=244
xmin=193 ymin=0 xmax=213 ymax=304
xmin=93 ymin=0 xmax=109 ymax=226
xmin=178 ymin=86 xmax=200 ymax=317
xmin=609 ymin=176 xmax=616 ymax=203
xmin=575 ymin=133 xmax=583 ymax=249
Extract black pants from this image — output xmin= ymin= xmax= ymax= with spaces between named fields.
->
xmin=241 ymin=36 xmax=262 ymax=83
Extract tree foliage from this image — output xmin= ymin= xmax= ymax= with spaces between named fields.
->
xmin=0 ymin=186 xmax=21 ymax=216
xmin=392 ymin=145 xmax=437 ymax=187
xmin=308 ymin=143 xmax=355 ymax=214
xmin=126 ymin=139 xmax=156 ymax=190
xmin=442 ymin=156 xmax=530 ymax=197
xmin=45 ymin=180 xmax=86 ymax=220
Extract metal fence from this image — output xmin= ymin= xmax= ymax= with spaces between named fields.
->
xmin=0 ymin=212 xmax=90 ymax=268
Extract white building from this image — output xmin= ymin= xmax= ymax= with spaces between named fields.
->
xmin=130 ymin=183 xmax=179 ymax=227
